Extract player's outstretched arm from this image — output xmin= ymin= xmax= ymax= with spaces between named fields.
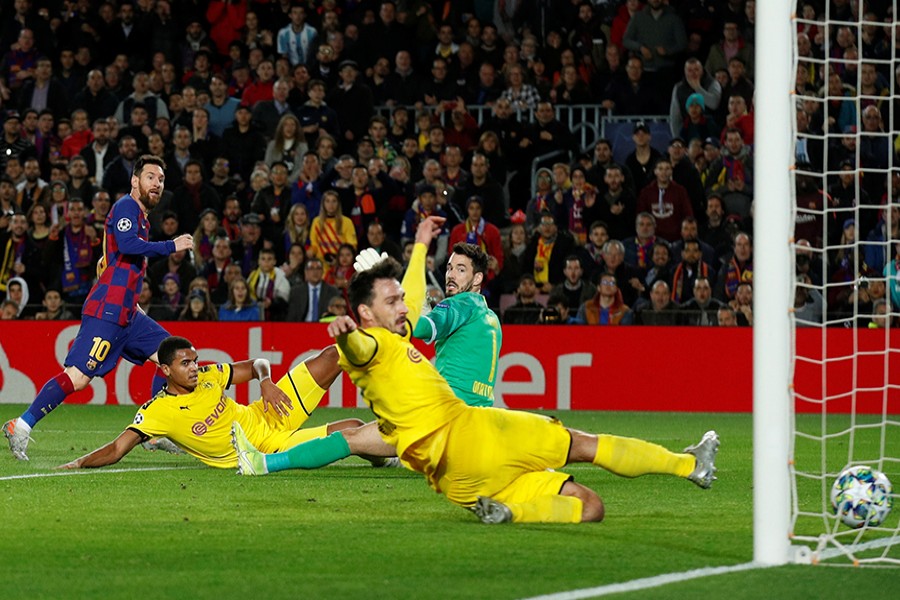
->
xmin=57 ymin=430 xmax=143 ymax=469
xmin=231 ymin=359 xmax=294 ymax=418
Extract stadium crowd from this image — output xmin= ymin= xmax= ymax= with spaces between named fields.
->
xmin=0 ymin=0 xmax=896 ymax=328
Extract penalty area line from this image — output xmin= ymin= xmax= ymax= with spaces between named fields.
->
xmin=0 ymin=465 xmax=204 ymax=481
xmin=518 ymin=561 xmax=770 ymax=600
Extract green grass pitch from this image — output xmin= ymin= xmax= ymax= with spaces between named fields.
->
xmin=1 ymin=406 xmax=897 ymax=599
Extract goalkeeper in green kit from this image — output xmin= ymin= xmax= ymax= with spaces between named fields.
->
xmin=232 ymin=216 xmax=506 ymax=473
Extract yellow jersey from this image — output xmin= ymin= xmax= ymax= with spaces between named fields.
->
xmin=128 ymin=363 xmax=265 ymax=468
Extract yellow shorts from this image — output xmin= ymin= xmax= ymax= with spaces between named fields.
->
xmin=247 ymin=361 xmax=329 ymax=453
xmin=433 ymin=407 xmax=572 ymax=507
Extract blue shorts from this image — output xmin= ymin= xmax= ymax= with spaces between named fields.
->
xmin=65 ymin=312 xmax=170 ymax=377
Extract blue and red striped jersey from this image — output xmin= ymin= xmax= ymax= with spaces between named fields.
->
xmin=82 ymin=195 xmax=175 ymax=325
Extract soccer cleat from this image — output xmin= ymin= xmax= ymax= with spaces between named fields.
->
xmin=684 ymin=430 xmax=720 ymax=489
xmin=231 ymin=422 xmax=268 ymax=476
xmin=3 ymin=419 xmax=32 ymax=461
xmin=472 ymin=496 xmax=513 ymax=524
xmin=371 ymin=456 xmax=402 ymax=468
xmin=141 ymin=437 xmax=184 ymax=454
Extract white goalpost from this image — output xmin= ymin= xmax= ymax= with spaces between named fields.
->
xmin=756 ymin=0 xmax=900 ymax=566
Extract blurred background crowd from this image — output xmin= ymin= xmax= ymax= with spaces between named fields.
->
xmin=0 ymin=0 xmax=897 ymax=327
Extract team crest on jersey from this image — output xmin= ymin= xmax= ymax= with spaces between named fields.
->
xmin=116 ymin=217 xmax=133 ymax=232
xmin=407 ymin=347 xmax=423 ymax=363
xmin=86 ymin=359 xmax=97 ymax=371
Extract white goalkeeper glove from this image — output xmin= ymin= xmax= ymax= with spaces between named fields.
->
xmin=354 ymin=248 xmax=389 ymax=273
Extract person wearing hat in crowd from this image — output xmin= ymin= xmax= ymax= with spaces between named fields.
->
xmin=679 ymin=92 xmax=720 ymax=143
xmin=402 ymin=183 xmax=449 ymax=263
xmin=231 ymin=212 xmax=265 ymax=277
xmin=0 ymin=111 xmax=34 ymax=174
xmin=327 ymin=60 xmax=374 ymax=153
xmin=698 ymin=136 xmax=722 ymax=190
xmin=669 ymin=58 xmax=722 ymax=137
xmin=449 ymin=196 xmax=503 ymax=285
xmin=624 ymin=120 xmax=663 ymax=193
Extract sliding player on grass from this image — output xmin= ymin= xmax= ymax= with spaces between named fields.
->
xmin=232 ymin=217 xmax=505 ymax=473
xmin=4 ymin=155 xmax=192 ymax=460
xmin=59 ymin=337 xmax=363 ymax=469
xmin=234 ymin=256 xmax=721 ymax=523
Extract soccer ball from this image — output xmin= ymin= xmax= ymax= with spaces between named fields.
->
xmin=830 ymin=466 xmax=893 ymax=529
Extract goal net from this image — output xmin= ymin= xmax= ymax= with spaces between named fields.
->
xmin=785 ymin=1 xmax=900 ymax=565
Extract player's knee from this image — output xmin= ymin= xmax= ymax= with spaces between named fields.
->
xmin=581 ymin=492 xmax=605 ymax=523
xmin=63 ymin=367 xmax=90 ymax=391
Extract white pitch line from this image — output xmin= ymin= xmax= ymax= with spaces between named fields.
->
xmin=0 ymin=465 xmax=203 ymax=481
xmin=518 ymin=562 xmax=769 ymax=600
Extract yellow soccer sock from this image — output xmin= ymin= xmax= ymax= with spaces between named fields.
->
xmin=593 ymin=434 xmax=695 ymax=479
xmin=507 ymin=495 xmax=583 ymax=524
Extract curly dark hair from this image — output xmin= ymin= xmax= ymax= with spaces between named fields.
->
xmin=348 ymin=257 xmax=403 ymax=319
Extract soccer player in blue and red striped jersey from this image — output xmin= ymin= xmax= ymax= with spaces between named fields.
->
xmin=4 ymin=155 xmax=193 ymax=460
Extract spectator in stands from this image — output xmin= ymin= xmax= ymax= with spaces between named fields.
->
xmin=452 ymin=153 xmax=506 ymax=227
xmin=0 ymin=111 xmax=34 ymax=175
xmin=309 ymin=189 xmax=357 ymax=274
xmin=523 ymin=210 xmax=576 ymax=295
xmin=707 ymin=128 xmax=753 ymax=219
xmin=172 ymin=160 xmax=221 ymax=236
xmin=401 ymin=183 xmax=448 ymax=259
xmin=242 ymin=58 xmax=276 ymax=107
xmin=525 ymin=167 xmax=554 ymax=231
xmin=247 ymin=247 xmax=290 ymax=321
xmin=636 ymin=158 xmax=693 ymax=243
xmin=33 ymin=288 xmax=74 ymax=321
xmin=276 ymin=4 xmax=317 ymax=67
xmin=552 ymin=64 xmax=592 ymax=105
xmin=679 ymin=276 xmax=723 ymax=326
xmin=218 ymin=276 xmax=261 ymax=321
xmin=221 ymin=106 xmax=266 ymax=183
xmin=386 ymin=50 xmax=422 ymax=106
xmin=251 ymin=161 xmax=292 ymax=245
xmin=296 ymin=79 xmax=341 ymax=149
xmin=705 ymin=20 xmax=754 ymax=81
xmin=728 ymin=282 xmax=754 ymax=326
xmin=43 ymin=198 xmax=100 ymax=312
xmin=575 ymin=271 xmax=633 ymax=326
xmin=668 ymin=137 xmax=706 ymax=219
xmin=670 ymin=238 xmax=716 ymax=304
xmin=793 ymin=273 xmax=824 ymax=326
xmin=720 ymin=94 xmax=754 ymax=146
xmin=634 ymin=280 xmax=679 ymax=325
xmin=625 ymin=121 xmax=663 ymax=193
xmin=580 ymin=221 xmax=609 ymax=281
xmin=680 ymin=92 xmax=719 ymax=143
xmin=422 ymin=57 xmax=459 ymax=106
xmin=231 ymin=213 xmax=264 ymax=277
xmin=18 ymin=56 xmax=67 ymax=119
xmin=500 ymin=64 xmax=540 ymax=111
xmin=623 ymin=211 xmax=658 ymax=273
xmin=599 ymin=239 xmax=643 ymax=307
xmin=865 ymin=205 xmax=900 ymax=277
xmin=557 ymin=255 xmax=596 ymax=314
xmin=642 ymin=240 xmax=673 ymax=294
xmin=327 ymin=60 xmax=374 ymax=151
xmin=622 ymin=0 xmax=687 ymax=94
xmin=448 ymin=195 xmax=503 ymax=284
xmin=602 ymin=56 xmax=661 ymax=115
xmin=502 ymin=273 xmax=545 ymax=325
xmin=467 ymin=61 xmax=503 ymax=106
xmin=101 ymin=135 xmax=139 ymax=196
xmin=859 ymin=105 xmax=891 ymax=202
xmin=669 ymin=58 xmax=721 ymax=137
xmin=178 ymin=288 xmax=218 ymax=322
xmin=557 ymin=166 xmax=600 ymax=246
xmin=16 ymin=157 xmax=48 ymax=214
xmin=1 ymin=28 xmax=39 ymax=97
xmin=670 ymin=216 xmax=718 ymax=268
xmin=716 ymin=232 xmax=753 ymax=301
xmin=285 ymin=256 xmax=340 ymax=322
xmin=265 ymin=114 xmax=306 ymax=181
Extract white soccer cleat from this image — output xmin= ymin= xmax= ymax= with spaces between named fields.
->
xmin=231 ymin=422 xmax=268 ymax=476
xmin=353 ymin=248 xmax=388 ymax=273
xmin=684 ymin=430 xmax=720 ymax=489
xmin=472 ymin=496 xmax=513 ymax=524
xmin=371 ymin=456 xmax=402 ymax=468
xmin=141 ymin=437 xmax=185 ymax=454
xmin=3 ymin=419 xmax=32 ymax=461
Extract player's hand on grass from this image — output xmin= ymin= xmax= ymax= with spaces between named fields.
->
xmin=173 ymin=234 xmax=193 ymax=252
xmin=260 ymin=378 xmax=293 ymax=419
xmin=327 ymin=315 xmax=357 ymax=339
xmin=414 ymin=215 xmax=445 ymax=247
xmin=354 ymin=247 xmax=388 ymax=273
xmin=56 ymin=460 xmax=79 ymax=470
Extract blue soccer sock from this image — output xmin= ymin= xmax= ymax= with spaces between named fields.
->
xmin=265 ymin=432 xmax=352 ymax=472
xmin=22 ymin=373 xmax=76 ymax=428
xmin=150 ymin=368 xmax=167 ymax=397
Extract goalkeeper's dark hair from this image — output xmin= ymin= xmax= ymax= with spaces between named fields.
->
xmin=157 ymin=336 xmax=194 ymax=366
xmin=451 ymin=242 xmax=488 ymax=275
xmin=348 ymin=257 xmax=403 ymax=319
xmin=133 ymin=154 xmax=167 ymax=178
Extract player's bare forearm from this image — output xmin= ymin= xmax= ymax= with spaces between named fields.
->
xmin=58 ymin=430 xmax=141 ymax=469
xmin=306 ymin=345 xmax=342 ymax=389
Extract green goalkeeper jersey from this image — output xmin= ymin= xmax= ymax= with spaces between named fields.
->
xmin=413 ymin=292 xmax=502 ymax=407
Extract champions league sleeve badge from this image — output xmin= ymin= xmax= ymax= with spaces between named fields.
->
xmin=116 ymin=218 xmax=133 ymax=232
